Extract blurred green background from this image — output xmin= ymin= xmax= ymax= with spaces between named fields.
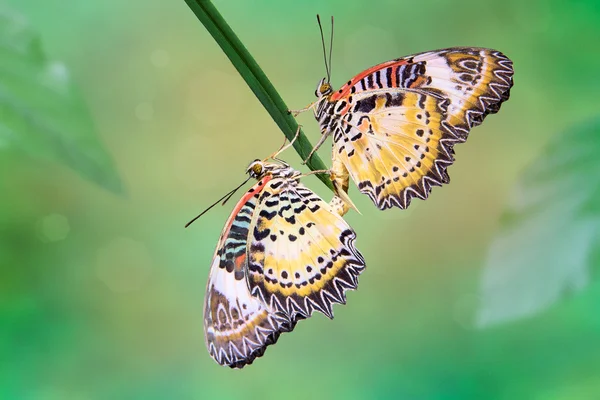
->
xmin=2 ymin=0 xmax=600 ymax=399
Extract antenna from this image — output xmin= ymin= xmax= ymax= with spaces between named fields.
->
xmin=184 ymin=176 xmax=252 ymax=228
xmin=329 ymin=16 xmax=334 ymax=82
xmin=316 ymin=14 xmax=330 ymax=82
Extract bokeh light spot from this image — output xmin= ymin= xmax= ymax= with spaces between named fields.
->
xmin=36 ymin=213 xmax=70 ymax=242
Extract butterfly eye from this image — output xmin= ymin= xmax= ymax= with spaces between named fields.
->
xmin=252 ymin=163 xmax=263 ymax=177
xmin=320 ymin=82 xmax=332 ymax=95
xmin=315 ymin=78 xmax=328 ymax=98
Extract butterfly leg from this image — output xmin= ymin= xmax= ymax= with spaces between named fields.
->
xmin=288 ymin=102 xmax=316 ymax=117
xmin=269 ymin=125 xmax=302 ymax=162
xmin=299 ymin=168 xmax=332 ymax=177
xmin=301 ymin=130 xmax=332 ymax=165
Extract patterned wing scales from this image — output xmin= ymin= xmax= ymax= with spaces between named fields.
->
xmin=204 ymin=259 xmax=294 ymax=368
xmin=324 ymin=47 xmax=513 ymax=210
xmin=333 ymin=90 xmax=457 ymax=209
xmin=204 ymin=178 xmax=294 ymax=368
xmin=247 ymin=179 xmax=365 ymax=320
xmin=408 ymin=48 xmax=514 ymax=136
xmin=330 ymin=47 xmax=513 ymax=133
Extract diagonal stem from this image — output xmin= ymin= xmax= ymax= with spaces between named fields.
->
xmin=183 ymin=0 xmax=333 ymax=191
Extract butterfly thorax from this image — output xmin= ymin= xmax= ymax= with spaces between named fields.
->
xmin=246 ymin=160 xmax=301 ymax=182
xmin=314 ymin=97 xmax=342 ymax=137
xmin=313 ymin=78 xmax=342 ymax=134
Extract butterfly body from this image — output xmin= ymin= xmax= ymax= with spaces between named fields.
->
xmin=309 ymin=47 xmax=514 ymax=211
xmin=203 ymin=160 xmax=365 ymax=368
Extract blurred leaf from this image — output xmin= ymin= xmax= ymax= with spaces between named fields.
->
xmin=477 ymin=117 xmax=600 ymax=327
xmin=0 ymin=9 xmax=122 ymax=193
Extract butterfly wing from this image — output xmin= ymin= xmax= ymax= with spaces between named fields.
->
xmin=204 ymin=177 xmax=294 ymax=368
xmin=323 ymin=47 xmax=513 ymax=209
xmin=332 ymin=90 xmax=457 ymax=209
xmin=247 ymin=178 xmax=365 ymax=320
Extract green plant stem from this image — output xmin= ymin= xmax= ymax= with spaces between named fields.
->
xmin=184 ymin=0 xmax=333 ymax=191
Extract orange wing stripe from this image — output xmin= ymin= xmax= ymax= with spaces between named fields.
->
xmin=330 ymin=59 xmax=409 ymax=101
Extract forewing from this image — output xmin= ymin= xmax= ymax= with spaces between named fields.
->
xmin=204 ymin=178 xmax=294 ymax=368
xmin=327 ymin=47 xmax=513 ymax=209
xmin=408 ymin=47 xmax=513 ymax=135
xmin=247 ymin=178 xmax=365 ymax=320
xmin=330 ymin=47 xmax=513 ymax=132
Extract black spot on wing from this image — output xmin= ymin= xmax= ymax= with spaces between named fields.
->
xmin=385 ymin=67 xmax=392 ymax=87
xmin=354 ymin=95 xmax=376 ymax=113
xmin=259 ymin=209 xmax=277 ymax=220
xmin=264 ymin=199 xmax=279 ymax=207
xmin=293 ymin=204 xmax=307 ymax=213
xmin=270 ymin=180 xmax=284 ymax=189
xmin=277 ymin=204 xmax=292 ymax=217
xmin=308 ymin=204 xmax=321 ymax=213
xmin=253 ymin=226 xmax=270 ymax=241
xmin=374 ymin=70 xmax=382 ymax=88
xmin=385 ymin=93 xmax=404 ymax=108
xmin=366 ymin=74 xmax=374 ymax=89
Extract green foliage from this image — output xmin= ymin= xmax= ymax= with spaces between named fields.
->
xmin=0 ymin=8 xmax=122 ymax=194
xmin=478 ymin=117 xmax=600 ymax=327
xmin=183 ymin=0 xmax=334 ymax=191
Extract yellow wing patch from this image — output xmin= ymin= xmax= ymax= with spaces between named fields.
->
xmin=333 ymin=91 xmax=457 ymax=209
xmin=247 ymin=179 xmax=365 ymax=319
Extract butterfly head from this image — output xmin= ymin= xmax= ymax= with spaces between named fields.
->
xmin=246 ymin=159 xmax=266 ymax=179
xmin=246 ymin=160 xmax=299 ymax=180
xmin=315 ymin=77 xmax=332 ymax=98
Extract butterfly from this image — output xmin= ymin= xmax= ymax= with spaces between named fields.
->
xmin=191 ymin=146 xmax=365 ymax=368
xmin=292 ymin=18 xmax=514 ymax=212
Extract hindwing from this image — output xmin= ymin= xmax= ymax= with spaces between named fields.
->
xmin=203 ymin=177 xmax=293 ymax=368
xmin=247 ymin=178 xmax=366 ymax=320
